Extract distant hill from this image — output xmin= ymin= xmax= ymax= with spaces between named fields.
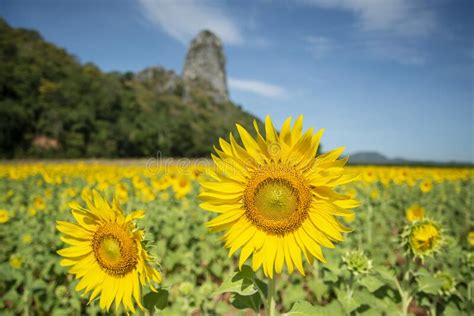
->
xmin=0 ymin=18 xmax=260 ymax=158
xmin=349 ymin=151 xmax=473 ymax=167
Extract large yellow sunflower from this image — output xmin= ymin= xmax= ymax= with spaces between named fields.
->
xmin=199 ymin=115 xmax=359 ymax=278
xmin=57 ymin=190 xmax=161 ymax=313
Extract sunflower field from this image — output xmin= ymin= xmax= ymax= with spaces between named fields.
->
xmin=0 ymin=160 xmax=472 ymax=315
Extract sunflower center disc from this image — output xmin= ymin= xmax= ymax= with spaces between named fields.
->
xmin=243 ymin=164 xmax=311 ymax=236
xmin=99 ymin=238 xmax=121 ymax=263
xmin=254 ymin=180 xmax=298 ymax=221
xmin=92 ymin=223 xmax=138 ymax=276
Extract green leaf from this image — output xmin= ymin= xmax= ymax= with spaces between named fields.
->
xmin=335 ymin=288 xmax=362 ymax=314
xmin=307 ymin=278 xmax=329 ymax=302
xmin=324 ymin=259 xmax=341 ymax=275
xmin=443 ymin=303 xmax=462 ymax=316
xmin=323 ymin=270 xmax=339 ymax=283
xmin=359 ymin=275 xmax=385 ymax=292
xmin=283 ymin=283 xmax=307 ymax=310
xmin=416 ymin=275 xmax=444 ymax=295
xmin=143 ymin=289 xmax=169 ymax=311
xmin=374 ymin=265 xmax=396 ymax=288
xmin=284 ymin=300 xmax=344 ymax=315
xmin=214 ymin=265 xmax=258 ymax=296
xmin=231 ymin=292 xmax=262 ymax=313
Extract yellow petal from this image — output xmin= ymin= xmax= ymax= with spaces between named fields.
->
xmin=264 ymin=236 xmax=278 ymax=278
xmin=114 ymin=275 xmax=126 ymax=313
xmin=283 ymin=237 xmax=294 ymax=274
xmin=279 ymin=117 xmax=292 ymax=146
xmin=236 ymin=124 xmax=263 ymax=163
xmin=297 ymin=228 xmax=327 ymax=263
xmin=302 ymin=217 xmax=335 ymax=248
xmin=133 ymin=270 xmax=144 ymax=310
xmin=274 ymin=238 xmax=285 ymax=274
xmin=57 ymin=245 xmax=92 ymax=258
xmin=206 ymin=209 xmax=244 ymax=228
xmin=309 ymin=212 xmax=344 ymax=241
xmin=265 ymin=115 xmax=278 ymax=142
xmin=252 ymin=246 xmax=265 ymax=271
xmin=228 ymin=225 xmax=257 ymax=256
xmin=291 ymin=115 xmax=304 ymax=143
xmin=199 ymin=190 xmax=243 ymax=203
xmin=125 ymin=209 xmax=145 ymax=222
xmin=200 ymin=181 xmax=244 ymax=194
xmin=287 ymin=233 xmax=305 ymax=275
xmin=56 ymin=221 xmax=93 ymax=239
xmin=199 ymin=202 xmax=239 ymax=213
xmin=239 ymin=242 xmax=254 ymax=269
xmin=71 ymin=210 xmax=99 ymax=232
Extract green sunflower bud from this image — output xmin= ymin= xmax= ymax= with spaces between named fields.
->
xmin=342 ymin=250 xmax=373 ymax=276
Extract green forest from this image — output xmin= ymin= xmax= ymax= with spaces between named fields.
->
xmin=0 ymin=18 xmax=258 ymax=158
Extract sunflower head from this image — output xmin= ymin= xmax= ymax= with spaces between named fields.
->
xmin=0 ymin=209 xmax=10 ymax=224
xmin=342 ymin=250 xmax=373 ymax=276
xmin=199 ymin=115 xmax=359 ymax=278
xmin=468 ymin=231 xmax=474 ymax=246
xmin=56 ymin=190 xmax=161 ymax=313
xmin=402 ymin=219 xmax=443 ymax=259
xmin=420 ymin=179 xmax=433 ymax=193
xmin=370 ymin=189 xmax=380 ymax=200
xmin=9 ymin=254 xmax=22 ymax=269
xmin=173 ymin=176 xmax=193 ymax=199
xmin=434 ymin=271 xmax=456 ymax=296
xmin=405 ymin=205 xmax=425 ymax=222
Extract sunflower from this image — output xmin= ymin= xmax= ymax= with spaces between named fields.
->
xmin=173 ymin=176 xmax=193 ymax=199
xmin=9 ymin=254 xmax=22 ymax=269
xmin=0 ymin=209 xmax=9 ymax=224
xmin=403 ymin=219 xmax=443 ymax=259
xmin=468 ymin=231 xmax=474 ymax=246
xmin=405 ymin=205 xmax=425 ymax=222
xmin=199 ymin=115 xmax=359 ymax=278
xmin=420 ymin=179 xmax=433 ymax=193
xmin=57 ymin=190 xmax=161 ymax=313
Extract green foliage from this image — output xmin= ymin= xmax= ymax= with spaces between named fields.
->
xmin=0 ymin=166 xmax=472 ymax=315
xmin=143 ymin=289 xmax=169 ymax=312
xmin=0 ymin=18 xmax=260 ymax=158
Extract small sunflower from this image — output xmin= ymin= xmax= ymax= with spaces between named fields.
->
xmin=9 ymin=254 xmax=22 ymax=269
xmin=370 ymin=189 xmax=380 ymax=200
xmin=199 ymin=115 xmax=359 ymax=278
xmin=402 ymin=219 xmax=443 ymax=259
xmin=468 ymin=231 xmax=474 ymax=246
xmin=22 ymin=233 xmax=33 ymax=244
xmin=405 ymin=205 xmax=425 ymax=222
xmin=173 ymin=176 xmax=193 ymax=199
xmin=0 ymin=209 xmax=9 ymax=224
xmin=420 ymin=179 xmax=433 ymax=193
xmin=57 ymin=190 xmax=161 ymax=313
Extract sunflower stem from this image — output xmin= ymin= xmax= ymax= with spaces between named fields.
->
xmin=266 ymin=277 xmax=276 ymax=316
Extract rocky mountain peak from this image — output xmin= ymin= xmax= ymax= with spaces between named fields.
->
xmin=183 ymin=30 xmax=228 ymax=103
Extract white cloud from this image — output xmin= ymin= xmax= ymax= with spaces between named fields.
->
xmin=304 ymin=0 xmax=436 ymax=37
xmin=137 ymin=0 xmax=243 ymax=45
xmin=303 ymin=1 xmax=435 ymax=65
xmin=366 ymin=40 xmax=426 ymax=65
xmin=305 ymin=36 xmax=332 ymax=58
xmin=229 ymin=78 xmax=288 ymax=98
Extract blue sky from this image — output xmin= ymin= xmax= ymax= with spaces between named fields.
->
xmin=2 ymin=0 xmax=473 ymax=162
